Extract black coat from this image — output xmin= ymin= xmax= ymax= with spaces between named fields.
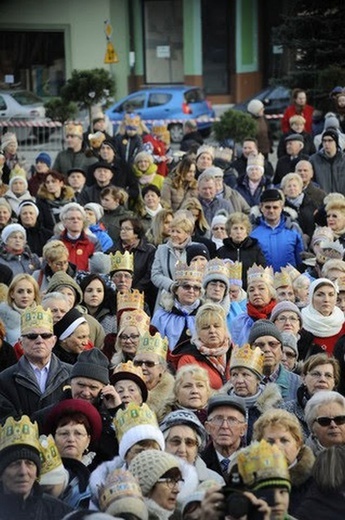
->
xmin=217 ymin=236 xmax=266 ymax=289
xmin=19 ymin=222 xmax=53 ymax=257
xmin=295 ymin=484 xmax=345 ymax=520
xmin=284 ymin=193 xmax=318 ymax=240
xmin=273 ymin=153 xmax=309 ymax=185
xmin=86 ymin=159 xmax=139 ymax=202
xmin=0 ymin=339 xmax=17 ymax=372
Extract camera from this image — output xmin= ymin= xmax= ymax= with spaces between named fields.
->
xmin=223 ymin=486 xmax=276 ymax=520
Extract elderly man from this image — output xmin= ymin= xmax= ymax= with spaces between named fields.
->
xmin=273 ymin=133 xmax=309 ymax=185
xmin=204 ymin=166 xmax=250 ymax=214
xmin=231 ymin=137 xmax=274 ymax=180
xmin=248 ymin=319 xmax=301 ymax=401
xmin=0 ymin=306 xmax=71 ymax=421
xmin=79 ymin=162 xmax=116 ymax=205
xmin=310 ymin=129 xmax=345 ymax=194
xmin=53 ymin=122 xmax=97 ymax=175
xmin=201 ymin=394 xmax=247 ymax=483
xmin=295 ymin=159 xmax=326 ymax=208
xmin=197 ymin=172 xmax=233 ymax=226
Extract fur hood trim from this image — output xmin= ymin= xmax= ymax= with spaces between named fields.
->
xmin=88 ymin=456 xmax=124 ymax=505
xmin=290 ymin=445 xmax=315 ymax=487
xmin=37 ymin=183 xmax=75 ymax=201
xmin=146 ymin=371 xmax=175 ymax=422
xmin=255 ymin=383 xmax=283 ymax=413
xmin=250 ymin=204 xmax=298 ymax=222
xmin=159 ymin=290 xmax=175 ymax=312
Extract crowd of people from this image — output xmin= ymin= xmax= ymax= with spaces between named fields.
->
xmin=1 ymin=92 xmax=345 ymax=520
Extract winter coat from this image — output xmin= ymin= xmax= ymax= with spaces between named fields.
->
xmin=4 ymin=188 xmax=35 ymax=217
xmin=235 ymin=174 xmax=273 ymax=207
xmin=217 ymin=236 xmax=266 ymax=289
xmin=53 ymin=147 xmax=98 ymax=176
xmin=295 ymin=483 xmax=345 ymax=520
xmin=250 ymin=213 xmax=304 ymax=272
xmin=273 ymin=153 xmax=309 ymax=185
xmin=230 ymin=312 xmax=255 ymax=347
xmin=146 ymin=370 xmax=175 ymax=422
xmin=0 ymin=483 xmax=72 ymax=520
xmin=0 ymin=244 xmax=41 ymax=276
xmin=220 ymin=184 xmax=250 ymax=214
xmin=0 ymin=302 xmax=21 ymax=345
xmin=142 ymin=133 xmax=169 ymax=177
xmin=86 ymin=160 xmax=140 ymax=203
xmin=277 ymin=131 xmax=316 ymax=158
xmin=88 ymin=223 xmax=113 ymax=252
xmin=36 ymin=184 xmax=76 ymax=232
xmin=309 ymin=148 xmax=345 ymax=193
xmin=100 ymin=205 xmax=135 ymax=243
xmin=78 ymin=182 xmax=113 ymax=206
xmin=32 ymin=262 xmax=77 ymax=292
xmin=303 ymin=182 xmax=326 ymax=209
xmin=133 ymin=163 xmax=164 ymax=191
xmin=19 ymin=222 xmax=53 ymax=257
xmin=281 ymin=104 xmax=314 ymax=134
xmin=274 ymin=363 xmax=302 ymax=401
xmin=0 ymin=353 xmax=71 ymax=421
xmin=199 ymin=196 xmax=235 ymax=227
xmin=288 ymin=445 xmax=315 ymax=516
xmin=282 ymin=387 xmax=311 ymax=439
xmin=114 ymin=132 xmax=143 ymax=164
xmin=284 ymin=193 xmax=318 ymax=241
xmin=151 ymin=239 xmax=195 ymax=293
xmin=0 ymin=338 xmax=17 ymax=372
xmin=51 ymin=229 xmax=102 ymax=271
xmin=161 ymin=176 xmax=198 ymax=211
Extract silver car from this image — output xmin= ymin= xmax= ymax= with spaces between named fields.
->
xmin=0 ymin=89 xmax=47 ymax=142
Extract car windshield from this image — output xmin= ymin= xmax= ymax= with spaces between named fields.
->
xmin=148 ymin=93 xmax=172 ymax=107
xmin=184 ymin=89 xmax=205 ymax=103
xmin=11 ymin=91 xmax=43 ymax=105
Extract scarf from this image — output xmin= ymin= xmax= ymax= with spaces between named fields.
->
xmin=193 ymin=336 xmax=231 ymax=376
xmin=145 ymin=203 xmax=163 ymax=217
xmin=228 ymin=385 xmax=263 ymax=410
xmin=248 ymin=179 xmax=261 ymax=196
xmin=167 ymin=236 xmax=191 ymax=252
xmin=174 ymin=299 xmax=200 ymax=315
xmin=138 ymin=172 xmax=156 ymax=185
xmin=6 ymin=246 xmax=24 ymax=255
xmin=286 ymin=192 xmax=304 ymax=209
xmin=302 ymin=303 xmax=344 ymax=337
xmin=247 ymin=299 xmax=276 ymax=320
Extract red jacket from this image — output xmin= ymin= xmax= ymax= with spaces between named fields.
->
xmin=281 ymin=104 xmax=314 ymax=134
xmin=57 ymin=230 xmax=100 ymax=271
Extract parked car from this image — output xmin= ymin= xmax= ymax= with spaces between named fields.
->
xmin=106 ymin=86 xmax=215 ymax=142
xmin=0 ymin=89 xmax=48 ymax=142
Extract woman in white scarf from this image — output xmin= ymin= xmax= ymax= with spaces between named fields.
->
xmin=301 ymin=278 xmax=345 ymax=355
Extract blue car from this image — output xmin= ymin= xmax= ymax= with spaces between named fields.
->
xmin=105 ymin=85 xmax=215 ymax=142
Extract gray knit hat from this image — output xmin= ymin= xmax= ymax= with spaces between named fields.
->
xmin=89 ymin=252 xmax=111 ymax=274
xmin=129 ymin=449 xmax=179 ymax=496
xmin=248 ymin=319 xmax=283 ymax=345
xmin=71 ymin=349 xmax=110 ymax=385
xmin=270 ymin=301 xmax=302 ymax=324
xmin=281 ymin=332 xmax=298 ymax=357
xmin=160 ymin=410 xmax=207 ymax=450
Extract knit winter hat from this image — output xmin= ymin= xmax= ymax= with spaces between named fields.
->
xmin=211 ymin=213 xmax=227 ymax=229
xmin=84 ymin=203 xmax=104 ymax=222
xmin=0 ymin=446 xmax=41 ymax=476
xmin=9 ymin=175 xmax=28 ymax=190
xmin=129 ymin=449 xmax=180 ymax=496
xmin=186 ymin=243 xmax=210 ymax=265
xmin=324 ymin=116 xmax=340 ymax=130
xmin=45 ymin=271 xmax=83 ymax=304
xmin=89 ymin=252 xmax=111 ymax=274
xmin=160 ymin=410 xmax=207 ymax=450
xmin=18 ymin=200 xmax=40 ymax=217
xmin=270 ymin=301 xmax=302 ymax=324
xmin=1 ymin=223 xmax=26 ymax=244
xmin=1 ymin=132 xmax=18 ymax=150
xmin=71 ymin=349 xmax=110 ymax=385
xmin=53 ymin=307 xmax=86 ymax=341
xmin=36 ymin=152 xmax=52 ymax=167
xmin=322 ymin=129 xmax=339 ymax=147
xmin=281 ymin=332 xmax=298 ymax=356
xmin=248 ymin=319 xmax=283 ymax=345
xmin=247 ymin=99 xmax=264 ymax=117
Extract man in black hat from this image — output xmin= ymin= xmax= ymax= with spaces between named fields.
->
xmin=251 ymin=189 xmax=304 ymax=271
xmin=310 ymin=129 xmax=345 ymax=194
xmin=273 ymin=133 xmax=309 ymax=184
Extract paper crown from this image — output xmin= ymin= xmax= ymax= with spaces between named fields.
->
xmin=136 ymin=331 xmax=169 ymax=360
xmin=247 ymin=153 xmax=265 ymax=169
xmin=228 ymin=261 xmax=242 ymax=285
xmin=21 ymin=305 xmax=54 ymax=335
xmin=152 ymin=120 xmax=167 ymax=134
xmin=237 ymin=440 xmax=291 ymax=491
xmin=203 ymin=258 xmax=230 ymax=281
xmin=273 ymin=269 xmax=292 ymax=290
xmin=0 ymin=415 xmax=40 ymax=454
xmin=98 ymin=468 xmax=144 ymax=512
xmin=113 ymin=402 xmax=159 ymax=442
xmin=283 ymin=264 xmax=301 ymax=283
xmin=65 ymin=122 xmax=83 ymax=138
xmin=124 ymin=113 xmax=141 ymax=128
xmin=230 ymin=344 xmax=264 ymax=378
xmin=9 ymin=163 xmax=26 ymax=179
xmin=118 ymin=309 xmax=150 ymax=333
xmin=110 ymin=251 xmax=134 ymax=273
xmin=311 ymin=226 xmax=334 ymax=247
xmin=112 ymin=361 xmax=145 ymax=384
xmin=174 ymin=261 xmax=204 ymax=285
xmin=117 ymin=290 xmax=145 ymax=313
xmin=247 ymin=264 xmax=274 ymax=287
xmin=39 ymin=434 xmax=64 ymax=476
xmin=321 ymin=239 xmax=345 ymax=256
xmin=88 ymin=131 xmax=106 ymax=148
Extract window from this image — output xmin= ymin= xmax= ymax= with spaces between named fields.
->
xmin=120 ymin=93 xmax=146 ymax=112
xmin=148 ymin=93 xmax=172 ymax=107
xmin=184 ymin=89 xmax=205 ymax=104
xmin=0 ymin=96 xmax=7 ymax=111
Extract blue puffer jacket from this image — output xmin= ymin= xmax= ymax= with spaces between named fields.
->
xmin=250 ymin=215 xmax=304 ymax=272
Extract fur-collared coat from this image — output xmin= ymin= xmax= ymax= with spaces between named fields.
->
xmin=146 ymin=370 xmax=175 ymax=422
xmin=289 ymin=445 xmax=315 ymax=516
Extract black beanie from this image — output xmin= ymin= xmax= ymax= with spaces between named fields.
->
xmin=322 ymin=129 xmax=339 ymax=147
xmin=248 ymin=319 xmax=283 ymax=345
xmin=71 ymin=349 xmax=110 ymax=385
xmin=0 ymin=446 xmax=41 ymax=476
xmin=186 ymin=243 xmax=210 ymax=265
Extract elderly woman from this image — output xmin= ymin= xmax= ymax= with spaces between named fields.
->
xmin=161 ymin=155 xmax=198 ymax=211
xmin=195 ymin=144 xmax=214 ymax=177
xmin=160 ymin=409 xmax=224 ymax=485
xmin=222 ymin=344 xmax=282 ymax=443
xmin=170 ymin=303 xmax=232 ymax=390
xmin=293 ymin=273 xmax=311 ymax=308
xmin=235 ymin=153 xmax=273 ymax=207
xmin=173 ymin=365 xmax=213 ymax=424
xmin=325 ymin=196 xmax=345 ymax=246
xmin=139 ymin=184 xmax=165 ymax=233
xmin=111 ymin=309 xmax=150 ymax=366
xmin=253 ymin=408 xmax=315 ymax=516
xmin=17 ymin=200 xmax=53 ymax=257
xmin=110 ymin=360 xmax=148 ymax=407
xmin=146 ymin=208 xmax=174 ymax=246
xmin=301 ymin=278 xmax=345 ymax=356
xmin=305 ymin=390 xmax=345 ymax=455
xmin=152 ymin=260 xmax=204 ymax=352
xmin=132 ymin=150 xmax=164 ymax=191
xmin=53 ymin=308 xmax=92 ymax=365
xmin=32 ymin=240 xmax=76 ymax=291
xmin=80 ymin=274 xmax=116 ymax=335
xmin=217 ymin=212 xmax=266 ymax=289
xmin=0 ymin=223 xmax=41 ymax=276
xmin=45 ymin=399 xmax=103 ymax=508
xmin=282 ymin=353 xmax=340 ymax=439
xmin=231 ymin=265 xmax=276 ymax=346
xmin=0 ymin=198 xmax=13 ymax=232
xmin=281 ymin=172 xmax=317 ymax=241
xmin=36 ymin=170 xmax=75 ymax=232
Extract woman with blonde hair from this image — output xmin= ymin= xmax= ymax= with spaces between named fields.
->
xmin=161 ymin=155 xmax=198 ymax=211
xmin=181 ymin=197 xmax=210 ymax=240
xmin=173 ymin=364 xmax=213 ymax=424
xmin=146 ymin=208 xmax=174 ymax=246
xmin=32 ymin=239 xmax=76 ymax=291
xmin=132 ymin=151 xmax=164 ymax=191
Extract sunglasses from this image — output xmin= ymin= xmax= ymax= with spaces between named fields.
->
xmin=22 ymin=333 xmax=54 ymax=340
xmin=133 ymin=360 xmax=160 ymax=368
xmin=181 ymin=284 xmax=201 ymax=291
xmin=314 ymin=415 xmax=345 ymax=427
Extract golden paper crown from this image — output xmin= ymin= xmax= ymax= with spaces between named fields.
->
xmin=21 ymin=305 xmax=54 ymax=335
xmin=136 ymin=331 xmax=169 ymax=360
xmin=112 ymin=361 xmax=145 ymax=383
xmin=98 ymin=469 xmax=144 ymax=512
xmin=247 ymin=264 xmax=274 ymax=287
xmin=113 ymin=402 xmax=158 ymax=442
xmin=124 ymin=113 xmax=141 ymax=128
xmin=174 ymin=261 xmax=204 ymax=285
xmin=118 ymin=309 xmax=150 ymax=334
xmin=10 ymin=163 xmax=27 ymax=179
xmin=110 ymin=251 xmax=134 ymax=273
xmin=203 ymin=258 xmax=230 ymax=281
xmin=117 ymin=290 xmax=144 ymax=312
xmin=65 ymin=122 xmax=83 ymax=138
xmin=152 ymin=120 xmax=167 ymax=134
xmin=273 ymin=269 xmax=292 ymax=290
xmin=237 ymin=440 xmax=291 ymax=490
xmin=247 ymin=153 xmax=265 ymax=169
xmin=230 ymin=344 xmax=264 ymax=377
xmin=283 ymin=264 xmax=301 ymax=283
xmin=39 ymin=434 xmax=64 ymax=475
xmin=0 ymin=415 xmax=40 ymax=454
xmin=228 ymin=262 xmax=242 ymax=283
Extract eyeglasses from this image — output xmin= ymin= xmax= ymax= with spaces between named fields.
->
xmin=181 ymin=284 xmax=201 ymax=292
xmin=119 ymin=333 xmax=140 ymax=342
xmin=167 ymin=437 xmax=199 ymax=448
xmin=253 ymin=341 xmax=281 ymax=349
xmin=55 ymin=429 xmax=88 ymax=439
xmin=308 ymin=371 xmax=334 ymax=380
xmin=22 ymin=333 xmax=54 ymax=340
xmin=275 ymin=315 xmax=299 ymax=323
xmin=133 ymin=359 xmax=160 ymax=368
xmin=213 ymin=226 xmax=225 ymax=231
xmin=207 ymin=415 xmax=245 ymax=427
xmin=121 ymin=227 xmax=134 ymax=231
xmin=156 ymin=477 xmax=184 ymax=489
xmin=113 ymin=273 xmax=132 ymax=279
xmin=53 ymin=261 xmax=69 ymax=268
xmin=283 ymin=351 xmax=297 ymax=359
xmin=314 ymin=415 xmax=345 ymax=427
